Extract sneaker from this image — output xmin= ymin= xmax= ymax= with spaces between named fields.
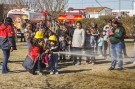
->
xmin=86 ymin=60 xmax=90 ymax=64
xmin=50 ymin=71 xmax=54 ymax=75
xmin=38 ymin=72 xmax=43 ymax=75
xmin=91 ymin=62 xmax=95 ymax=65
xmin=117 ymin=67 xmax=123 ymax=70
xmin=72 ymin=61 xmax=76 ymax=65
xmin=75 ymin=62 xmax=81 ymax=65
xmin=55 ymin=71 xmax=59 ymax=74
xmin=108 ymin=67 xmax=115 ymax=70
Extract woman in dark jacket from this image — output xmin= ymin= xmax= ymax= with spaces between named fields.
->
xmin=0 ymin=17 xmax=16 ymax=74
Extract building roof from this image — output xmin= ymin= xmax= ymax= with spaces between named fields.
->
xmin=85 ymin=7 xmax=112 ymax=12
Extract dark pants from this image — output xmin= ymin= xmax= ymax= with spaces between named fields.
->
xmin=48 ymin=54 xmax=58 ymax=72
xmin=72 ymin=47 xmax=82 ymax=65
xmin=29 ymin=59 xmax=45 ymax=74
xmin=2 ymin=49 xmax=10 ymax=73
xmin=104 ymin=41 xmax=108 ymax=59
xmin=60 ymin=54 xmax=66 ymax=62
xmin=85 ymin=47 xmax=95 ymax=63
xmin=60 ymin=50 xmax=66 ymax=62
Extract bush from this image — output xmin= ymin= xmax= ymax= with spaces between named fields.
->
xmin=80 ymin=16 xmax=134 ymax=37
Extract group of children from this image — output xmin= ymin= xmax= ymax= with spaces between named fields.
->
xmin=23 ymin=30 xmax=59 ymax=75
xmin=21 ymin=20 xmax=108 ymax=75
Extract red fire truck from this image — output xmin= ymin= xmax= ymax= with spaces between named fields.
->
xmin=58 ymin=8 xmax=85 ymax=25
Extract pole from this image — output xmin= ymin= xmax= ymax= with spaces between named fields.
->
xmin=82 ymin=0 xmax=83 ymax=8
xmin=132 ymin=0 xmax=134 ymax=25
xmin=119 ymin=0 xmax=121 ymax=16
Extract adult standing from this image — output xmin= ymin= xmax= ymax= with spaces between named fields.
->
xmin=115 ymin=17 xmax=129 ymax=58
xmin=108 ymin=21 xmax=124 ymax=70
xmin=72 ymin=21 xmax=85 ymax=65
xmin=0 ymin=17 xmax=16 ymax=74
xmin=103 ymin=20 xmax=113 ymax=59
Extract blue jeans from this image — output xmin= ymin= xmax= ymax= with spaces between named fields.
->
xmin=26 ymin=40 xmax=31 ymax=52
xmin=48 ymin=54 xmax=58 ymax=72
xmin=110 ymin=42 xmax=123 ymax=68
xmin=2 ymin=49 xmax=10 ymax=73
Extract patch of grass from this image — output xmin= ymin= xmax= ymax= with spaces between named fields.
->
xmin=0 ymin=43 xmax=135 ymax=89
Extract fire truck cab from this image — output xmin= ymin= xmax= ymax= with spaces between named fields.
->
xmin=58 ymin=8 xmax=85 ymax=25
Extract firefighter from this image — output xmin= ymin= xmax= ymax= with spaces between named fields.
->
xmin=23 ymin=31 xmax=46 ymax=75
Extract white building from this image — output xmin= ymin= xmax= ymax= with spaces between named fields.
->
xmin=85 ymin=7 xmax=112 ymax=18
xmin=112 ymin=10 xmax=135 ymax=16
xmin=112 ymin=2 xmax=135 ymax=16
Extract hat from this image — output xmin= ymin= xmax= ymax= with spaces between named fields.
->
xmin=48 ymin=35 xmax=57 ymax=41
xmin=34 ymin=31 xmax=44 ymax=39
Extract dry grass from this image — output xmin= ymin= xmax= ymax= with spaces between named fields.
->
xmin=0 ymin=42 xmax=135 ymax=89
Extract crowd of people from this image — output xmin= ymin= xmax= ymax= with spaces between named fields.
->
xmin=0 ymin=16 xmax=133 ymax=75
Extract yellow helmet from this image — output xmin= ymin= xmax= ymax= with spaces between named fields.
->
xmin=34 ymin=31 xmax=44 ymax=39
xmin=48 ymin=35 xmax=57 ymax=41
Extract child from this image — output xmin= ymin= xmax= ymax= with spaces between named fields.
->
xmin=98 ymin=34 xmax=104 ymax=56
xmin=46 ymin=35 xmax=59 ymax=74
xmin=24 ymin=22 xmax=35 ymax=51
xmin=59 ymin=35 xmax=68 ymax=62
xmin=84 ymin=29 xmax=96 ymax=64
xmin=23 ymin=31 xmax=46 ymax=75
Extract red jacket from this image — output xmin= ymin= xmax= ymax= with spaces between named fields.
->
xmin=29 ymin=45 xmax=40 ymax=62
xmin=0 ymin=24 xmax=16 ymax=49
xmin=0 ymin=23 xmax=14 ymax=37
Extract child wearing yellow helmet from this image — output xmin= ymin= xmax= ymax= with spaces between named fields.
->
xmin=34 ymin=31 xmax=44 ymax=39
xmin=48 ymin=35 xmax=57 ymax=41
xmin=46 ymin=34 xmax=59 ymax=74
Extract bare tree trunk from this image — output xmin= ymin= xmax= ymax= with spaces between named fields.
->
xmin=36 ymin=0 xmax=69 ymax=31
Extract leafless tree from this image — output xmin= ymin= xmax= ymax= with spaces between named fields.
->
xmin=0 ymin=0 xmax=29 ymax=9
xmin=35 ymin=0 xmax=69 ymax=30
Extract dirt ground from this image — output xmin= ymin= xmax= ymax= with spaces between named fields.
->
xmin=0 ymin=42 xmax=135 ymax=89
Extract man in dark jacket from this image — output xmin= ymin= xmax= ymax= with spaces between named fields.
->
xmin=109 ymin=21 xmax=124 ymax=70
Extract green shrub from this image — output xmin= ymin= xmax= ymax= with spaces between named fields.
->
xmin=80 ymin=16 xmax=134 ymax=37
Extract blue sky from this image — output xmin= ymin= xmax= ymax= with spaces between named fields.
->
xmin=68 ymin=0 xmax=132 ymax=10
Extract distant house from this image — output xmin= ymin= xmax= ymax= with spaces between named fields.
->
xmin=112 ymin=10 xmax=134 ymax=17
xmin=85 ymin=7 xmax=112 ymax=18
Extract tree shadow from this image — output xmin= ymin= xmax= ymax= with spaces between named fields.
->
xmin=95 ymin=60 xmax=110 ymax=64
xmin=7 ymin=60 xmax=24 ymax=64
xmin=42 ymin=68 xmax=91 ymax=75
xmin=58 ymin=62 xmax=74 ymax=69
xmin=59 ymin=69 xmax=91 ymax=74
xmin=9 ymin=70 xmax=27 ymax=74
xmin=124 ymin=61 xmax=134 ymax=65
xmin=125 ymin=66 xmax=135 ymax=69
